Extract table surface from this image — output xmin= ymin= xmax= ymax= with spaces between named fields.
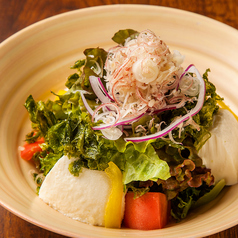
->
xmin=0 ymin=0 xmax=238 ymax=237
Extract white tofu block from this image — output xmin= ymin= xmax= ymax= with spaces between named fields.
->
xmin=198 ymin=109 xmax=238 ymax=185
xmin=39 ymin=155 xmax=112 ymax=226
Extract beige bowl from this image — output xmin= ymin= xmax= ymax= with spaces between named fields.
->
xmin=0 ymin=5 xmax=238 ymax=238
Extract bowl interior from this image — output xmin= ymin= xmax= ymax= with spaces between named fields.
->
xmin=0 ymin=5 xmax=238 ymax=238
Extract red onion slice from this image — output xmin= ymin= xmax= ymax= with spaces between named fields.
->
xmin=176 ymin=64 xmax=194 ymax=91
xmin=125 ymin=65 xmax=206 ymax=142
xmin=92 ymin=102 xmax=121 ymax=127
xmin=96 ymin=77 xmax=114 ymax=102
xmin=80 ymin=91 xmax=94 ymax=116
xmin=92 ymin=113 xmax=145 ymax=130
xmin=80 ymin=79 xmax=145 ymax=130
xmin=150 ymin=105 xmax=177 ymax=114
xmin=89 ymin=76 xmax=112 ymax=104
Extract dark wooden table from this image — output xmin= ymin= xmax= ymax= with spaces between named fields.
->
xmin=0 ymin=0 xmax=238 ymax=237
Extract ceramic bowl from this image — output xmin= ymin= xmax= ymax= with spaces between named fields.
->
xmin=0 ymin=5 xmax=238 ymax=238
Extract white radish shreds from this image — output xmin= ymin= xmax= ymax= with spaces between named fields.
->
xmin=85 ymin=30 xmax=204 ymax=141
xmin=104 ymin=29 xmax=187 ymax=118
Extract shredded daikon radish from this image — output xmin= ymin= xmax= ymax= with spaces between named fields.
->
xmin=104 ymin=29 xmax=188 ymax=119
xmin=83 ymin=30 xmax=203 ymax=141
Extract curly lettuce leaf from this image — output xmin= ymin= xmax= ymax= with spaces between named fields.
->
xmin=82 ymin=48 xmax=108 ymax=91
xmin=39 ymin=152 xmax=63 ymax=176
xmin=24 ymin=95 xmax=57 ymax=137
xmin=65 ymin=48 xmax=108 ymax=100
xmin=123 ymin=144 xmax=170 ymax=184
xmin=170 ymin=179 xmax=225 ymax=221
xmin=25 ymin=90 xmax=118 ymax=175
xmin=114 ymin=136 xmax=156 ymax=154
xmin=191 ymin=179 xmax=225 ymax=209
xmin=112 ymin=29 xmax=139 ymax=45
xmin=65 ymin=73 xmax=80 ymax=89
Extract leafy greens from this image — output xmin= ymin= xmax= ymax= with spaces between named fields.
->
xmin=23 ymin=29 xmax=224 ymax=222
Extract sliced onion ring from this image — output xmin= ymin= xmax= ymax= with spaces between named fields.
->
xmin=125 ymin=65 xmax=206 ymax=142
xmin=97 ymin=77 xmax=114 ymax=101
xmin=92 ymin=112 xmax=145 ymax=130
xmin=89 ymin=76 xmax=112 ymax=103
xmin=176 ymin=64 xmax=194 ymax=91
xmin=80 ymin=91 xmax=94 ymax=116
xmin=89 ymin=76 xmax=114 ymax=102
xmin=92 ymin=102 xmax=121 ymax=127
xmin=80 ymin=81 xmax=145 ymax=130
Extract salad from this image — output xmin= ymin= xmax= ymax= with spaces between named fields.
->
xmin=19 ymin=29 xmax=237 ymax=230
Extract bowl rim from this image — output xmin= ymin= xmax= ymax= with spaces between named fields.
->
xmin=1 ymin=4 xmax=238 ymax=47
